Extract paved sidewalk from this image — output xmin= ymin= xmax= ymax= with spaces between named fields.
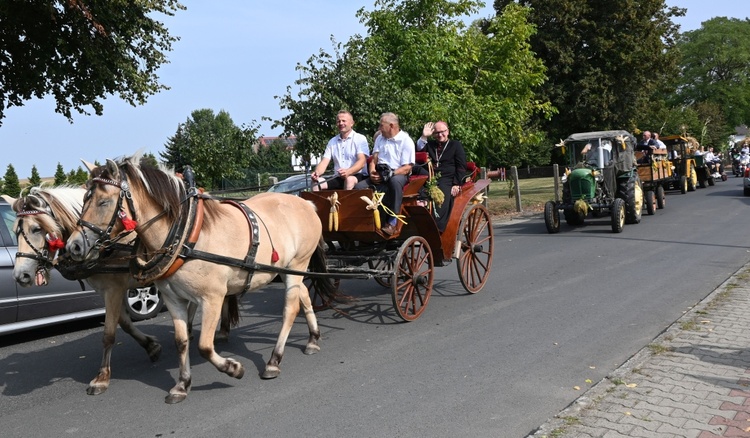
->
xmin=529 ymin=262 xmax=750 ymax=438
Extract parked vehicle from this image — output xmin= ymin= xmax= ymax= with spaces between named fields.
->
xmin=268 ymin=173 xmax=334 ymax=196
xmin=544 ymin=130 xmax=643 ymax=234
xmin=0 ymin=197 xmax=162 ymax=335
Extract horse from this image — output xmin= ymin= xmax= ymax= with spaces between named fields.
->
xmin=8 ymin=186 xmax=163 ymax=395
xmin=8 ymin=186 xmax=239 ymax=396
xmin=65 ymin=156 xmax=341 ymax=404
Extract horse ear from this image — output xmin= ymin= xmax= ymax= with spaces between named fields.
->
xmin=81 ymin=159 xmax=97 ymax=174
xmin=0 ymin=194 xmax=16 ymax=207
xmin=105 ymin=159 xmax=119 ymax=179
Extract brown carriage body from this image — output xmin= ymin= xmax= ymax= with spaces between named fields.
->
xmin=300 ymin=175 xmax=493 ymax=321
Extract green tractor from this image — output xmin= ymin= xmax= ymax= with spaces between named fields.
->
xmin=545 ymin=130 xmax=644 ymax=234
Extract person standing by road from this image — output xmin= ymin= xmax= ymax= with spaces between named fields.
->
xmin=355 ymin=112 xmax=415 ymax=236
xmin=311 ymin=110 xmax=369 ymax=190
xmin=416 ymin=121 xmax=467 ymax=232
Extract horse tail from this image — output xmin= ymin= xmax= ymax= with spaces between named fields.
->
xmin=307 ymin=238 xmax=344 ymax=303
xmin=225 ymin=295 xmax=241 ymax=327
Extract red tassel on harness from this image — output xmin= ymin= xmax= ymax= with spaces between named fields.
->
xmin=118 ymin=210 xmax=138 ymax=231
xmin=45 ymin=233 xmax=65 ymax=252
xmin=271 ymin=249 xmax=279 ymax=263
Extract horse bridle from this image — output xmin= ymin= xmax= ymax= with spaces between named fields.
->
xmin=78 ymin=174 xmax=139 ymax=255
xmin=15 ymin=206 xmax=58 ymax=273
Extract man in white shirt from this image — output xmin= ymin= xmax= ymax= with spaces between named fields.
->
xmin=653 ymin=132 xmax=667 ymax=150
xmin=312 ymin=110 xmax=369 ymax=190
xmin=355 ymin=112 xmax=415 ymax=235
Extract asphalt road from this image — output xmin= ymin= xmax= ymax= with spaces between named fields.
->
xmin=1 ymin=177 xmax=749 ymax=438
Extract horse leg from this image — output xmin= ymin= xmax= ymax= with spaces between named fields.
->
xmin=186 ymin=301 xmax=198 ymax=340
xmin=196 ymin=295 xmax=244 ymax=380
xmin=262 ymin=278 xmax=303 ymax=379
xmin=164 ymin=297 xmax=193 ymax=404
xmin=298 ymin=279 xmax=322 ymax=355
xmin=215 ymin=297 xmax=231 ymax=342
xmin=117 ymin=301 xmax=162 ymax=362
xmin=87 ymin=290 xmax=122 ymax=395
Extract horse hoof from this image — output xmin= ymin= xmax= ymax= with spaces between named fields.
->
xmin=214 ymin=332 xmax=229 ymax=343
xmin=86 ymin=386 xmax=107 ymax=396
xmin=225 ymin=358 xmax=244 ymax=379
xmin=261 ymin=367 xmax=280 ymax=379
xmin=165 ymin=393 xmax=187 ymax=404
xmin=304 ymin=344 xmax=321 ymax=355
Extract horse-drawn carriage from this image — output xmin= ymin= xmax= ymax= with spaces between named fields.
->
xmin=301 ymin=160 xmax=493 ymax=321
xmin=46 ymin=154 xmax=493 ymax=403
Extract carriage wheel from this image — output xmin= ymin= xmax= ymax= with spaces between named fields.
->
xmin=305 ymin=278 xmax=341 ymax=311
xmin=368 ymin=258 xmax=394 ymax=288
xmin=456 ymin=204 xmax=494 ymax=294
xmin=391 ymin=236 xmax=434 ymax=322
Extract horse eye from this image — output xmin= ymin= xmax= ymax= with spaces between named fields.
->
xmin=31 ymin=226 xmax=43 ymax=234
xmin=97 ymin=199 xmax=110 ymax=208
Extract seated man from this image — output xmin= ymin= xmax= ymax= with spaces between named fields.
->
xmin=355 ymin=112 xmax=415 ymax=236
xmin=312 ymin=110 xmax=369 ymax=190
xmin=636 ymin=131 xmax=657 ymax=163
xmin=417 ymin=121 xmax=467 ymax=232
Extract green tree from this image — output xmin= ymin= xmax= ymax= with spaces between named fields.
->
xmin=0 ymin=0 xmax=185 ymax=125
xmin=27 ymin=165 xmax=42 ymax=187
xmin=494 ymin=0 xmax=685 ymax=141
xmin=250 ymin=139 xmax=294 ymax=172
xmin=53 ymin=162 xmax=67 ymax=185
xmin=161 ymin=109 xmax=258 ymax=189
xmin=67 ymin=166 xmax=89 ymax=186
xmin=141 ymin=152 xmax=159 ymax=168
xmin=674 ymin=17 xmax=750 ymax=129
xmin=160 ymin=122 xmax=191 ymax=170
xmin=271 ymin=0 xmax=552 ymax=167
xmin=2 ymin=164 xmax=21 ymax=196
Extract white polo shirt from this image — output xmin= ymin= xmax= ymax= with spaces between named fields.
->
xmin=373 ymin=130 xmax=415 ymax=170
xmin=323 ymin=130 xmax=370 ymax=175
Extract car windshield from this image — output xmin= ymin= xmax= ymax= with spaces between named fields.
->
xmin=268 ymin=174 xmax=313 ymax=194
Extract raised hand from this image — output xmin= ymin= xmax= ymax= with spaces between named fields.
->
xmin=422 ymin=122 xmax=435 ymax=138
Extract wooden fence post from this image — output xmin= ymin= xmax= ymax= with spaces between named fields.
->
xmin=553 ymin=164 xmax=560 ymax=203
xmin=511 ymin=166 xmax=521 ymax=212
xmin=481 ymin=167 xmax=488 ymax=207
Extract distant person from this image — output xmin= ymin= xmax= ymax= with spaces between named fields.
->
xmin=653 ymin=133 xmax=667 ymax=150
xmin=636 ymin=131 xmax=657 ymax=163
xmin=311 ymin=110 xmax=369 ymax=190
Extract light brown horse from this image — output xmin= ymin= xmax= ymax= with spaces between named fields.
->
xmin=66 ymin=156 xmax=340 ymax=404
xmin=9 ymin=186 xmax=162 ymax=395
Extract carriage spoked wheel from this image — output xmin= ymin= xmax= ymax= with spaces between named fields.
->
xmin=305 ymin=278 xmax=341 ymax=311
xmin=456 ymin=204 xmax=494 ymax=294
xmin=391 ymin=236 xmax=434 ymax=322
xmin=368 ymin=258 xmax=394 ymax=288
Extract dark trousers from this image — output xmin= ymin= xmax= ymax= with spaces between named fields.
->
xmin=433 ymin=180 xmax=454 ymax=232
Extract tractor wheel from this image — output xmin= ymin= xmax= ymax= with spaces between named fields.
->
xmin=544 ymin=201 xmax=560 ymax=234
xmin=680 ymin=176 xmax=688 ymax=194
xmin=611 ymin=198 xmax=625 ymax=233
xmin=744 ymin=187 xmax=750 ymax=196
xmin=645 ymin=190 xmax=656 ymax=215
xmin=707 ymin=175 xmax=715 ymax=186
xmin=617 ymin=175 xmax=642 ymax=225
xmin=656 ymin=185 xmax=666 ymax=209
xmin=688 ymin=166 xmax=698 ymax=191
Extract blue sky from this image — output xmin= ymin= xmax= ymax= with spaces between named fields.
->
xmin=1 ymin=0 xmax=748 ymax=178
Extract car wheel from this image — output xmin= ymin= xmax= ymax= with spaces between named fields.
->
xmin=126 ymin=285 xmax=164 ymax=321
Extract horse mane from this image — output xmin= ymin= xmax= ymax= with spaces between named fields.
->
xmin=13 ymin=186 xmax=84 ymax=238
xmin=108 ymin=155 xmax=224 ymax=227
